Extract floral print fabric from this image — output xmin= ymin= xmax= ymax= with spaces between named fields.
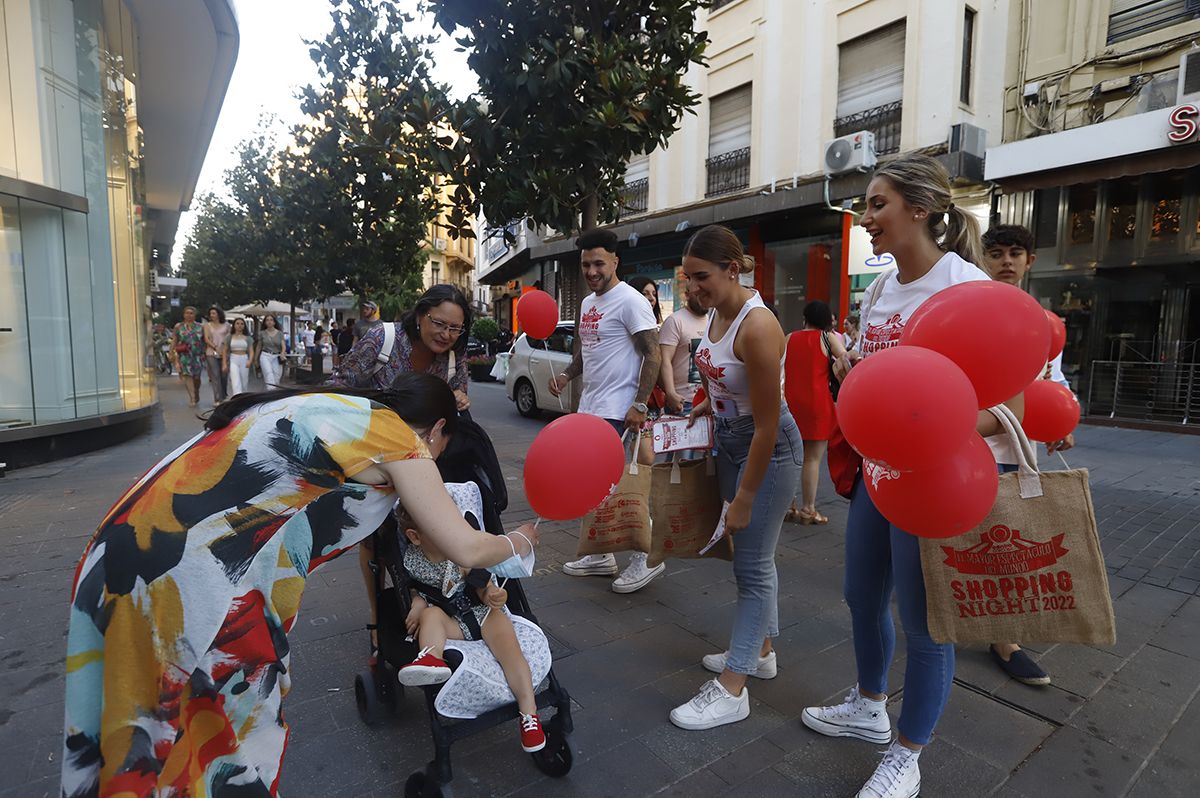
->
xmin=61 ymin=393 xmax=428 ymax=797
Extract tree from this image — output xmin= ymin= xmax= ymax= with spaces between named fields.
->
xmin=427 ymin=0 xmax=708 ymax=233
xmin=290 ymin=0 xmax=463 ymax=307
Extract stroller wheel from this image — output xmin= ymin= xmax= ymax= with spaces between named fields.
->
xmin=404 ymin=771 xmax=452 ymax=798
xmin=530 ymin=720 xmax=573 ymax=777
xmin=354 ymin=670 xmax=386 ymax=725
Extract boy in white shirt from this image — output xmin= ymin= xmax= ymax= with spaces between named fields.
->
xmin=549 ymin=229 xmax=664 ymax=593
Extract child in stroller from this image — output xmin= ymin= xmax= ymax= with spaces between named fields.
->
xmin=394 ymin=500 xmax=546 ymax=752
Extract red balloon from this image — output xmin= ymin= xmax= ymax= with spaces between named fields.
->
xmin=524 ymin=414 xmax=625 ymax=520
xmin=836 ymin=346 xmax=978 ymax=471
xmin=517 ymin=290 xmax=559 ymax=339
xmin=864 ymin=434 xmax=999 ymax=538
xmin=900 ymin=281 xmax=1051 ymax=408
xmin=1045 ymin=310 xmax=1066 ymax=361
xmin=1021 ymin=380 xmax=1079 ymax=442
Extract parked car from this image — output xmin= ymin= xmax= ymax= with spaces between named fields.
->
xmin=505 ymin=323 xmax=580 ymax=418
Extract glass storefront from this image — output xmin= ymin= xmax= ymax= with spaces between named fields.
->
xmin=0 ymin=0 xmax=154 ymax=430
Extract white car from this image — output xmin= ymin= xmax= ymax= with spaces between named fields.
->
xmin=505 ymin=323 xmax=581 ymax=417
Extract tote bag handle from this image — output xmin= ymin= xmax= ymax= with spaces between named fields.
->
xmin=986 ymin=404 xmax=1043 ymax=499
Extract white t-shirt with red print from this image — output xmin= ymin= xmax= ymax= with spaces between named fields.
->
xmin=858 ymin=251 xmax=990 ymax=355
xmin=577 ymin=280 xmax=659 ymax=420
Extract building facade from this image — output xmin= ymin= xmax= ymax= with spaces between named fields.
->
xmin=986 ymin=0 xmax=1200 ymax=427
xmin=0 ymin=0 xmax=237 ymax=459
xmin=478 ymin=0 xmax=1008 ymax=335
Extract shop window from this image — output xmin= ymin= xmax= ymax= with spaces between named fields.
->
xmin=1106 ymin=178 xmax=1138 ymax=241
xmin=1149 ymin=171 xmax=1184 ymax=241
xmin=1067 ymin=184 xmax=1097 ymax=246
xmin=1033 ymin=187 xmax=1060 ymax=249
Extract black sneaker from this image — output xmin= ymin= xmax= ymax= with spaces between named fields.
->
xmin=991 ymin=646 xmax=1051 ymax=686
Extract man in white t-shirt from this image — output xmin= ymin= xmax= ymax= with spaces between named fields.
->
xmin=548 ymin=229 xmax=663 ymax=593
xmin=658 ymin=281 xmax=708 ymax=415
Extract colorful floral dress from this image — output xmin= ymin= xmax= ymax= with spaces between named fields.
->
xmin=173 ymin=321 xmax=205 ymax=377
xmin=62 ymin=393 xmax=429 ymax=797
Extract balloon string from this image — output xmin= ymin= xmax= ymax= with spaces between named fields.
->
xmin=545 ymin=338 xmax=565 ymax=411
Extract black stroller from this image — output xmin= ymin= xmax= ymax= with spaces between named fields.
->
xmin=353 ymin=414 xmax=574 ymax=797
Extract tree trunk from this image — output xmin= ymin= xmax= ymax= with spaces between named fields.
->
xmin=581 ymin=192 xmax=599 ymax=231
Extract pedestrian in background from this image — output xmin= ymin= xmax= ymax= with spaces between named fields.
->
xmin=354 ymin=300 xmax=382 ymax=342
xmin=802 ymin=154 xmax=1013 ymax=798
xmin=666 ymin=225 xmax=800 ymax=732
xmin=842 ymin=315 xmax=861 ymax=352
xmin=628 ymin=275 xmax=663 ymax=325
xmin=783 ymin=300 xmax=846 ymax=525
xmin=255 ymin=313 xmax=285 ymax=388
xmin=658 ymin=280 xmax=708 ymax=416
xmin=202 ymin=305 xmax=230 ymax=404
xmin=171 ymin=305 xmax=204 ymax=407
xmin=338 ymin=317 xmax=357 ymax=364
xmin=224 ymin=317 xmax=253 ymax=396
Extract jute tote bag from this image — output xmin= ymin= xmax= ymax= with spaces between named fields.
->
xmin=647 ymin=452 xmax=732 ymax=567
xmin=577 ymin=441 xmax=652 ymax=556
xmin=919 ymin=406 xmax=1116 ymax=646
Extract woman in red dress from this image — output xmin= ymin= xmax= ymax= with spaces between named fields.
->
xmin=783 ymin=300 xmax=847 ymax=524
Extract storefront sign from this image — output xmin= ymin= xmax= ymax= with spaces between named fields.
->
xmin=847 ymin=224 xmax=898 ymax=276
xmin=1167 ymin=103 xmax=1199 ymax=144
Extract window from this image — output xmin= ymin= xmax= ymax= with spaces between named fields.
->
xmin=960 ymin=8 xmax=976 ymax=106
xmin=622 ymin=153 xmax=650 ymax=214
xmin=1034 ymin=187 xmax=1061 ymax=249
xmin=1108 ymin=1 xmax=1200 ymax=44
xmin=836 ymin=21 xmax=906 ymax=154
xmin=706 ymin=85 xmax=752 ymax=197
xmin=1068 ymin=184 xmax=1098 ymax=246
xmin=1107 ymin=178 xmax=1139 ymax=241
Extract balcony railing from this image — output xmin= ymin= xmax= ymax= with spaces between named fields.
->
xmin=834 ymin=100 xmax=902 ymax=156
xmin=705 ymin=146 xmax=751 ymax=198
xmin=621 ymin=178 xmax=649 ymax=215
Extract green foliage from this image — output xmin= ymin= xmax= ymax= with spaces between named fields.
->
xmin=426 ymin=0 xmax=708 ymax=232
xmin=472 ymin=316 xmax=500 ymax=342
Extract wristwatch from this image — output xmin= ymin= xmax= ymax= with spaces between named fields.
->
xmin=632 ymin=401 xmax=649 ymax=414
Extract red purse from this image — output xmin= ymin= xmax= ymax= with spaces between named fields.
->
xmin=826 ymin=420 xmax=861 ymax=499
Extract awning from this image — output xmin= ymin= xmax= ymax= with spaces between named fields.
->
xmin=985 ymin=106 xmax=1200 ymax=189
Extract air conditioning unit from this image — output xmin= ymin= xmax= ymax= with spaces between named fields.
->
xmin=1179 ymin=48 xmax=1200 ymax=105
xmin=433 ymin=237 xmax=448 ymax=252
xmin=949 ymin=122 xmax=987 ymax=159
xmin=823 ymin=131 xmax=877 ymax=176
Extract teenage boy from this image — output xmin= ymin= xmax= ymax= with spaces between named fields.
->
xmin=550 ymin=229 xmax=664 ymax=593
xmin=981 ymin=223 xmax=1079 ymax=687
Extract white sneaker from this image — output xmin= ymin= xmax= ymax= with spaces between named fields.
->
xmin=562 ymin=553 xmax=618 ymax=577
xmin=857 ymin=742 xmax=921 ymax=798
xmin=801 ymin=686 xmax=892 ymax=743
xmin=669 ymin=679 xmax=750 ymax=730
xmin=611 ymin=552 xmax=665 ymax=593
xmin=702 ymin=649 xmax=778 ymax=679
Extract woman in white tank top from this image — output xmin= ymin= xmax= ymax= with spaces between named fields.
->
xmin=666 ymin=225 xmax=803 ymax=734
xmin=224 ymin=318 xmax=253 ymax=396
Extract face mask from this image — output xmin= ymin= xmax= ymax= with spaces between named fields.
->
xmin=488 ymin=531 xmax=535 ymax=579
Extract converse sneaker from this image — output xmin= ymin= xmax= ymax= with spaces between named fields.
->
xmin=611 ymin=552 xmax=665 ymax=593
xmin=702 ymin=649 xmax=778 ymax=679
xmin=519 ymin=713 xmax=546 ymax=753
xmin=398 ymin=646 xmax=451 ymax=687
xmin=857 ymin=741 xmax=921 ymax=798
xmin=669 ymin=679 xmax=750 ymax=730
xmin=562 ymin=553 xmax=618 ymax=577
xmin=801 ymin=686 xmax=892 ymax=743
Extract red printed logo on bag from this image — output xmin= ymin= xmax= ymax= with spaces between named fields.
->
xmin=941 ymin=525 xmax=1068 ymax=576
xmin=944 ymin=525 xmax=1078 ymax=619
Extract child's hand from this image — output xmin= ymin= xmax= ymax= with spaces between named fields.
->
xmin=405 ymin=596 xmax=427 ymax=636
xmin=483 ymin=583 xmax=507 ymax=609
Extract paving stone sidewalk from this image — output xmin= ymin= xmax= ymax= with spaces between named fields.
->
xmin=1 ymin=378 xmax=1198 ymax=797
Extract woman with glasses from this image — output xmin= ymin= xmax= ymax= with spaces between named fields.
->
xmin=329 ymin=284 xmax=475 ymax=666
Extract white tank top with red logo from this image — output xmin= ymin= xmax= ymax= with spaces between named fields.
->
xmin=695 ymin=291 xmax=766 ymax=417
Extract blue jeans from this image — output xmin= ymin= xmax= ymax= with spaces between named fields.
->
xmin=844 ymin=475 xmax=953 ymax=745
xmin=715 ymin=410 xmax=803 ymax=675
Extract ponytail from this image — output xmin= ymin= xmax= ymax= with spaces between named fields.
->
xmin=937 ymin=205 xmax=984 ymax=268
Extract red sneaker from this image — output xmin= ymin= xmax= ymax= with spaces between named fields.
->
xmin=398 ymin=647 xmax=451 ymax=686
xmin=519 ymin=713 xmax=546 ymax=752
